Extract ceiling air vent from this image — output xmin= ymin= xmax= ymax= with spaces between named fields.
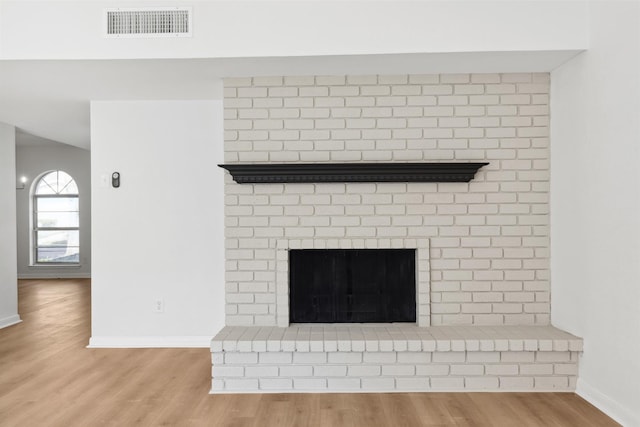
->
xmin=105 ymin=8 xmax=191 ymax=38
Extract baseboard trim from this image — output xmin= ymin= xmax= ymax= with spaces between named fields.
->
xmin=18 ymin=272 xmax=91 ymax=279
xmin=0 ymin=314 xmax=22 ymax=329
xmin=210 ymin=388 xmax=575 ymax=395
xmin=576 ymin=378 xmax=639 ymax=427
xmin=87 ymin=336 xmax=212 ymax=348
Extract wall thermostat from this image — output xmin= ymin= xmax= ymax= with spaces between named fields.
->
xmin=112 ymin=172 xmax=120 ymax=188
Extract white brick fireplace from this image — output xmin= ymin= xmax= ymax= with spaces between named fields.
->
xmin=212 ymin=73 xmax=582 ymax=393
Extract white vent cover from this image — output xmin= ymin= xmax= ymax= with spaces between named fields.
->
xmin=105 ymin=8 xmax=191 ymax=38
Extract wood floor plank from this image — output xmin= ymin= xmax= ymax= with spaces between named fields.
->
xmin=0 ymin=279 xmax=621 ymax=427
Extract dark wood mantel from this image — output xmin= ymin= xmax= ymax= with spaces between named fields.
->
xmin=218 ymin=162 xmax=489 ymax=184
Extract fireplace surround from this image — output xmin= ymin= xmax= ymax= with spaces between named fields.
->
xmin=213 ymin=73 xmax=582 ymax=393
xmin=222 ymin=72 xmax=553 ymax=328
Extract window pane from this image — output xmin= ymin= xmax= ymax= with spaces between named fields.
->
xmin=37 ymin=230 xmax=79 ymax=247
xmin=37 ymin=247 xmax=79 ymax=263
xmin=37 ymin=212 xmax=79 ymax=228
xmin=35 ymin=171 xmax=78 ymax=195
xmin=59 ymin=180 xmax=78 ymax=194
xmin=35 ymin=179 xmax=57 ymax=195
xmin=36 ymin=197 xmax=79 ymax=212
xmin=41 ymin=172 xmax=62 ymax=193
xmin=55 ymin=171 xmax=73 ymax=193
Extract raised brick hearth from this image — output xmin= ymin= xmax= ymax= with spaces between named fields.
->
xmin=214 ymin=73 xmax=582 ymax=393
xmin=211 ymin=325 xmax=581 ymax=392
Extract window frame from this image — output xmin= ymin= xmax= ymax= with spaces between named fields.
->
xmin=31 ymin=171 xmax=80 ymax=266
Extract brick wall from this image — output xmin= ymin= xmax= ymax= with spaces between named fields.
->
xmin=213 ymin=350 xmax=577 ymax=392
xmin=223 ymin=73 xmax=550 ymax=327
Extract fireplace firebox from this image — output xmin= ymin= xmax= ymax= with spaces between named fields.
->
xmin=289 ymin=249 xmax=416 ymax=323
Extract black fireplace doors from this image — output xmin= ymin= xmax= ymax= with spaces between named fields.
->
xmin=289 ymin=249 xmax=416 ymax=323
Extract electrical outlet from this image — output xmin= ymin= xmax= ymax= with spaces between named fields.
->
xmin=153 ymin=298 xmax=164 ymax=313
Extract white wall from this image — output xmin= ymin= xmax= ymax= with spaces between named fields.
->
xmin=15 ymin=139 xmax=91 ymax=278
xmin=550 ymin=2 xmax=640 ymax=425
xmin=0 ymin=122 xmax=20 ymax=329
xmin=89 ymin=99 xmax=224 ymax=347
xmin=0 ymin=1 xmax=588 ymax=60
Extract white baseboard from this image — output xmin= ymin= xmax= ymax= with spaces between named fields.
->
xmin=87 ymin=335 xmax=212 ymax=348
xmin=18 ymin=272 xmax=91 ymax=279
xmin=576 ymin=378 xmax=640 ymax=427
xmin=0 ymin=314 xmax=22 ymax=329
xmin=210 ymin=388 xmax=575 ymax=395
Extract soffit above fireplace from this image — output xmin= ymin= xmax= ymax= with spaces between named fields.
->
xmin=218 ymin=162 xmax=488 ymax=184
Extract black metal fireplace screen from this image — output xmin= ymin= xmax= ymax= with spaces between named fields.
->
xmin=289 ymin=249 xmax=416 ymax=323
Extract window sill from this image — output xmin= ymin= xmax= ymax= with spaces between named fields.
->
xmin=29 ymin=264 xmax=82 ymax=268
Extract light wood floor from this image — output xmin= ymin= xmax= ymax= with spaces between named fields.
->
xmin=0 ymin=279 xmax=618 ymax=427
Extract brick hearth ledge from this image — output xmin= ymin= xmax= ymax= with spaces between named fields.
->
xmin=211 ymin=324 xmax=582 ymax=393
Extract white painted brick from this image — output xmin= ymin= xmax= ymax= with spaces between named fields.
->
xmin=314 ymin=365 xmax=347 ymax=377
xmin=534 ymin=376 xmax=569 ymax=390
xmin=432 ymin=352 xmax=466 ymax=363
xmin=280 ymin=366 xmax=313 ymax=377
xmin=536 ymin=352 xmax=571 ymax=362
xmin=381 ymin=365 xmax=415 ymax=376
xmin=293 ymin=352 xmax=327 ymax=364
xmin=328 ymin=378 xmax=361 ymax=390
xmin=396 ymin=377 xmax=430 ymax=390
xmin=376 ymin=75 xmax=406 ymax=84
xmin=348 ymin=365 xmax=381 ymax=377
xmin=532 ymin=73 xmax=550 ymax=83
xmin=284 ymin=76 xmax=314 ymax=86
xmin=467 ymin=352 xmax=500 ymax=363
xmin=363 ymin=352 xmax=396 ymax=363
xmin=260 ymin=352 xmax=293 ymax=364
xmin=431 ymin=377 xmax=464 ymax=389
xmin=451 ymin=364 xmax=484 ymax=376
xmin=260 ymin=378 xmax=293 ymax=390
xmin=423 ymin=85 xmax=453 ymax=95
xmin=554 ymin=363 xmax=578 ymax=375
xmin=439 ymin=95 xmax=468 ymax=105
xmin=294 ymin=378 xmax=327 ymax=390
xmin=245 ymin=366 xmax=278 ymax=377
xmin=409 ymin=74 xmax=439 ymax=84
xmin=214 ymin=366 xmax=244 ymax=377
xmin=518 ymin=83 xmax=549 ymax=94
xmin=500 ymin=377 xmax=534 ymax=390
xmin=224 ymin=77 xmax=252 ymax=87
xmin=225 ymin=379 xmax=259 ymax=390
xmin=520 ymin=364 xmax=553 ymax=375
xmin=392 ymin=86 xmax=421 ymax=96
xmin=501 ymin=352 xmax=534 ymax=363
xmin=211 ymin=379 xmax=225 ymax=391
xmin=329 ymin=86 xmax=360 ymax=97
xmin=486 ymin=364 xmax=519 ymax=376
xmin=466 ymin=377 xmax=499 ymax=389
xmin=441 ymin=74 xmax=470 ymax=83
xmin=225 ymin=353 xmax=258 ymax=364
xmin=345 ymin=96 xmax=375 ymax=107
xmin=469 ymin=95 xmax=499 ymax=105
xmin=501 ymin=73 xmax=532 ymax=83
xmin=327 ymin=353 xmax=363 ymax=365
xmin=362 ymin=377 xmax=396 ymax=390
xmin=224 ymin=73 xmax=551 ymax=328
xmin=394 ymin=352 xmax=431 ymax=364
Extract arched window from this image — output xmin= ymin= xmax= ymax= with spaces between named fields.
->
xmin=32 ymin=171 xmax=80 ymax=264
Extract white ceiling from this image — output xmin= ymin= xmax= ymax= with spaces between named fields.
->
xmin=0 ymin=50 xmax=582 ymax=150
